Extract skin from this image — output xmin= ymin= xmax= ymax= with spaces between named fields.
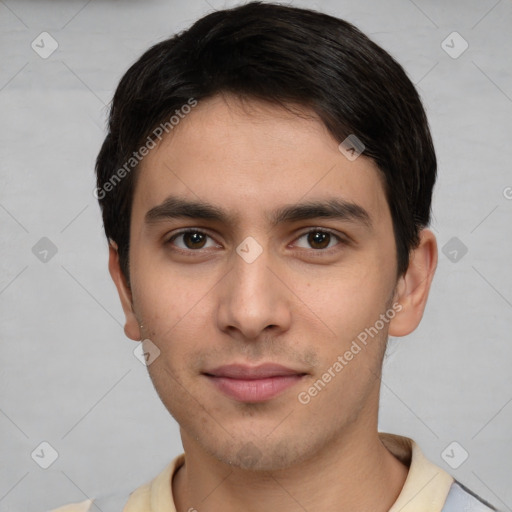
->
xmin=109 ymin=94 xmax=438 ymax=512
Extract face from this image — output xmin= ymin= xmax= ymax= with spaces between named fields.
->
xmin=110 ymin=94 xmax=433 ymax=471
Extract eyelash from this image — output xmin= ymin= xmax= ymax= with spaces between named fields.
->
xmin=165 ymin=228 xmax=348 ymax=255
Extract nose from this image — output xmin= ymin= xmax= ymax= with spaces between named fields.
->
xmin=216 ymin=243 xmax=292 ymax=341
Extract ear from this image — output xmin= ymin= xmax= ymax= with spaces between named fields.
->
xmin=388 ymin=228 xmax=438 ymax=337
xmin=108 ymin=240 xmax=142 ymax=341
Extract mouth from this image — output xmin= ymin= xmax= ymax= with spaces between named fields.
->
xmin=202 ymin=363 xmax=308 ymax=403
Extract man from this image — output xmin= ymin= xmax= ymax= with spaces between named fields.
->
xmin=52 ymin=2 xmax=497 ymax=511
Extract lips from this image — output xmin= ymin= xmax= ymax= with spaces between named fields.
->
xmin=205 ymin=363 xmax=304 ymax=379
xmin=203 ymin=363 xmax=307 ymax=403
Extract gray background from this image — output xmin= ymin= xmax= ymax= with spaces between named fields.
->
xmin=1 ymin=0 xmax=511 ymax=510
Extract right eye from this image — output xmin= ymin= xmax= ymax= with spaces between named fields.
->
xmin=166 ymin=229 xmax=221 ymax=252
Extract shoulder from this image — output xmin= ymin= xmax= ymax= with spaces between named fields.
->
xmin=442 ymin=481 xmax=499 ymax=511
xmin=48 ymin=499 xmax=93 ymax=512
xmin=46 ymin=487 xmax=148 ymax=512
xmin=47 ymin=455 xmax=183 ymax=512
xmin=46 ymin=487 xmax=149 ymax=512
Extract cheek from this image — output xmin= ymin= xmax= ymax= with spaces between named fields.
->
xmin=130 ymin=265 xmax=215 ymax=351
xmin=294 ymin=263 xmax=392 ymax=402
xmin=298 ymin=289 xmax=389 ymax=415
xmin=299 ymin=262 xmax=390 ymax=341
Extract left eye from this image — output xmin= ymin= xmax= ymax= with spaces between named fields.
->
xmin=294 ymin=230 xmax=342 ymax=250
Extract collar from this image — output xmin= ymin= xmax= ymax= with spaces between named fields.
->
xmin=380 ymin=433 xmax=454 ymax=512
xmin=124 ymin=433 xmax=454 ymax=512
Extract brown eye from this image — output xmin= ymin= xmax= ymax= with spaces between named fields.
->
xmin=182 ymin=231 xmax=207 ymax=249
xmin=168 ymin=230 xmax=217 ymax=250
xmin=294 ymin=229 xmax=342 ymax=251
xmin=307 ymin=231 xmax=331 ymax=249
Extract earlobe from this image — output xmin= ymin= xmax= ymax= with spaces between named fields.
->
xmin=388 ymin=229 xmax=438 ymax=337
xmin=108 ymin=240 xmax=142 ymax=341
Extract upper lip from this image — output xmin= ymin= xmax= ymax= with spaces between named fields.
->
xmin=204 ymin=363 xmax=306 ymax=380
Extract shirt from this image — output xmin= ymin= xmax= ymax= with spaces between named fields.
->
xmin=49 ymin=433 xmax=497 ymax=512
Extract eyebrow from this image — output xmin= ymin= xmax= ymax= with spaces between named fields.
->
xmin=145 ymin=195 xmax=373 ymax=230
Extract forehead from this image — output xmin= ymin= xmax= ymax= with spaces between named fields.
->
xmin=132 ymin=94 xmax=390 ymax=227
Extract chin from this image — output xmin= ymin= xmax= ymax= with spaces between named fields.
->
xmin=201 ymin=435 xmax=316 ymax=472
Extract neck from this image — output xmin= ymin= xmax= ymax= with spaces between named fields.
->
xmin=172 ymin=424 xmax=408 ymax=512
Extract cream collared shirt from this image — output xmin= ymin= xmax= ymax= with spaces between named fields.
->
xmin=50 ymin=433 xmax=455 ymax=512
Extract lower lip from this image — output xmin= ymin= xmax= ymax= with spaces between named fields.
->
xmin=206 ymin=375 xmax=304 ymax=403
